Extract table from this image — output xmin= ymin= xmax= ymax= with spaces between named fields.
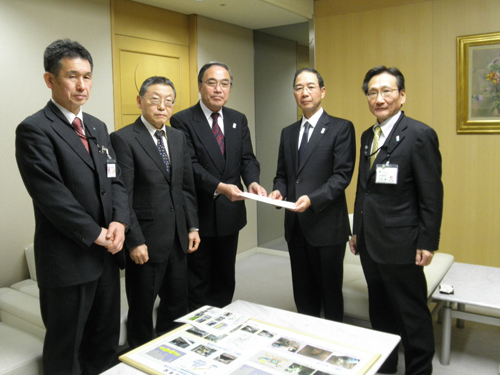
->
xmin=103 ymin=300 xmax=400 ymax=375
xmin=432 ymin=262 xmax=500 ymax=365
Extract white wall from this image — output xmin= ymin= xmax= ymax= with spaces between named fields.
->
xmin=196 ymin=16 xmax=259 ymax=252
xmin=0 ymin=1 xmax=288 ymax=286
xmin=0 ymin=0 xmax=114 ymax=287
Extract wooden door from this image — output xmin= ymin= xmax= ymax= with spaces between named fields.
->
xmin=113 ymin=35 xmax=191 ymax=129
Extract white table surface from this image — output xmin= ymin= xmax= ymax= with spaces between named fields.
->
xmin=103 ymin=300 xmax=400 ymax=375
xmin=431 ymin=262 xmax=500 ymax=365
xmin=432 ymin=262 xmax=500 ymax=308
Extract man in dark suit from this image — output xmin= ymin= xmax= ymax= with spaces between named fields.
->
xmin=349 ymin=66 xmax=443 ymax=375
xmin=15 ymin=39 xmax=130 ymax=375
xmin=269 ymin=68 xmax=356 ymax=322
xmin=170 ymin=62 xmax=266 ymax=310
xmin=110 ymin=76 xmax=200 ymax=349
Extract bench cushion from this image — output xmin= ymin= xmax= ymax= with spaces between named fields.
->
xmin=0 ymin=322 xmax=42 ymax=375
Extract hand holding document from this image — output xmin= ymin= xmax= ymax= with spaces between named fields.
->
xmin=240 ymin=192 xmax=296 ymax=210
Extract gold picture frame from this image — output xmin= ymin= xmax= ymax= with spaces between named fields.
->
xmin=457 ymin=32 xmax=500 ymax=133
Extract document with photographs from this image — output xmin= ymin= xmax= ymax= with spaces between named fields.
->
xmin=120 ymin=308 xmax=381 ymax=375
xmin=175 ymin=306 xmax=251 ymax=336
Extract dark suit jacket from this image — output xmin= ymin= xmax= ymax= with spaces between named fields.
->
xmin=170 ymin=102 xmax=260 ymax=237
xmin=353 ymin=112 xmax=443 ymax=264
xmin=15 ymin=101 xmax=130 ymax=288
xmin=273 ymin=111 xmax=356 ymax=247
xmin=110 ymin=117 xmax=198 ymax=262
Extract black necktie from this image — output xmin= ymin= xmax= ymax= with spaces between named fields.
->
xmin=155 ymin=130 xmax=171 ymax=175
xmin=298 ymin=121 xmax=311 ymax=165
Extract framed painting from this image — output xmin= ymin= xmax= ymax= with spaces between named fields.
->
xmin=457 ymin=32 xmax=500 ymax=133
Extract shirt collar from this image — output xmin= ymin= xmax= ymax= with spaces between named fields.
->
xmin=141 ymin=115 xmax=166 ymax=138
xmin=301 ymin=107 xmax=324 ymax=129
xmin=374 ymin=110 xmax=402 ymax=138
xmin=51 ymin=98 xmax=83 ymax=125
xmin=200 ymin=100 xmax=223 ymax=121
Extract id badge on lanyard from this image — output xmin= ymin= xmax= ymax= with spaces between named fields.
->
xmin=375 ymin=162 xmax=398 ymax=184
xmin=99 ymin=145 xmax=116 ymax=179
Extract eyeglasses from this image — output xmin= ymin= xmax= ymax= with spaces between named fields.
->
xmin=366 ymin=89 xmax=399 ymax=100
xmin=203 ymin=80 xmax=231 ymax=89
xmin=146 ymin=96 xmax=174 ymax=107
xmin=294 ymin=84 xmax=320 ymax=93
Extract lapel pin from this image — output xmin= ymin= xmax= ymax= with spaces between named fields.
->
xmin=396 ymin=135 xmax=400 ymax=142
xmin=321 ymin=128 xmax=325 ymax=134
xmin=233 ymin=123 xmax=237 ymax=129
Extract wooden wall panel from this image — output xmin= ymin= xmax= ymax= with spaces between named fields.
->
xmin=315 ymin=0 xmax=500 ymax=267
xmin=111 ymin=0 xmax=195 ymax=129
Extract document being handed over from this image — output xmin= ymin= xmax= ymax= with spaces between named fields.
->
xmin=240 ymin=192 xmax=296 ymax=210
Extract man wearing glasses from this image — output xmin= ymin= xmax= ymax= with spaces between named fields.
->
xmin=111 ymin=76 xmax=200 ymax=348
xmin=349 ymin=66 xmax=443 ymax=374
xmin=171 ymin=62 xmax=266 ymax=310
xmin=269 ymin=68 xmax=356 ymax=322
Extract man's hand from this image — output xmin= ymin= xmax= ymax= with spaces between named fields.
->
xmin=130 ymin=244 xmax=149 ymax=265
xmin=349 ymin=235 xmax=358 ymax=255
xmin=268 ymin=190 xmax=283 ymax=200
xmin=216 ymin=183 xmax=244 ymax=201
xmin=416 ymin=249 xmax=434 ymax=266
xmin=105 ymin=221 xmax=126 ymax=254
xmin=249 ymin=182 xmax=267 ymax=196
xmin=188 ymin=231 xmax=201 ymax=253
xmin=95 ymin=228 xmax=112 ymax=248
xmin=293 ymin=195 xmax=311 ymax=212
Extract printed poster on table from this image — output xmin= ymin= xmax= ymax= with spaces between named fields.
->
xmin=120 ymin=307 xmax=380 ymax=375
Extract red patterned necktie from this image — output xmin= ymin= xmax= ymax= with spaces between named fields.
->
xmin=211 ymin=112 xmax=225 ymax=155
xmin=72 ymin=117 xmax=89 ymax=153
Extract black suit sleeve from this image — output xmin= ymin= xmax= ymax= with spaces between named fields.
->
xmin=179 ymin=133 xmax=199 ymax=230
xmin=16 ymin=120 xmax=102 ymax=247
xmin=237 ymin=114 xmax=261 ymax=189
xmin=272 ymin=127 xmax=288 ymax=199
xmin=308 ymin=120 xmax=356 ymax=214
xmin=110 ymin=131 xmax=146 ymax=250
xmin=413 ymin=126 xmax=443 ymax=250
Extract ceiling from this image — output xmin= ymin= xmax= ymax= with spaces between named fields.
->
xmin=130 ymin=0 xmax=432 ymax=46
xmin=131 ymin=0 xmax=310 ymax=30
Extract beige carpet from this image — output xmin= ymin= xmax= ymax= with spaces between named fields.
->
xmin=233 ymin=249 xmax=500 ymax=375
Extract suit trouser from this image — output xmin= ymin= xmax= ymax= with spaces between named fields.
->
xmin=287 ymin=216 xmax=345 ymax=322
xmin=359 ymin=244 xmax=434 ymax=375
xmin=187 ymin=233 xmax=239 ymax=310
xmin=125 ymin=235 xmax=187 ymax=349
xmin=39 ymin=253 xmax=120 ymax=375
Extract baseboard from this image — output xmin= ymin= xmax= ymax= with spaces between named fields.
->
xmin=236 ymin=247 xmax=290 ymax=261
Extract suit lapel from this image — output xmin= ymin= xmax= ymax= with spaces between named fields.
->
xmin=192 ymin=104 xmax=225 ymax=175
xmin=297 ymin=112 xmax=330 ymax=174
xmin=83 ymin=119 xmax=102 ymax=168
xmin=46 ymin=101 xmax=95 ymax=169
xmin=289 ymin=121 xmax=301 ymax=174
xmin=222 ymin=108 xmax=237 ymax=174
xmin=166 ymin=126 xmax=182 ymax=183
xmin=133 ymin=118 xmax=171 ymax=182
xmin=367 ymin=113 xmax=407 ymax=181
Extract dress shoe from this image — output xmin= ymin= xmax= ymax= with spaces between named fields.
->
xmin=377 ymin=365 xmax=397 ymax=374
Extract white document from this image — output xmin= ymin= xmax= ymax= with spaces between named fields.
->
xmin=240 ymin=192 xmax=296 ymax=210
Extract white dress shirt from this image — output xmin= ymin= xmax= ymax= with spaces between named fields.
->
xmin=297 ymin=108 xmax=324 ymax=149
